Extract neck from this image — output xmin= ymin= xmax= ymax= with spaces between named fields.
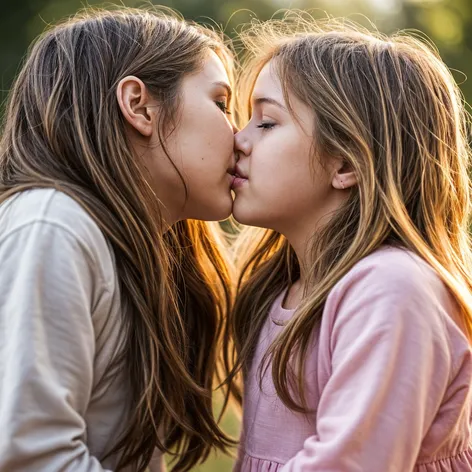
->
xmin=284 ymin=226 xmax=312 ymax=288
xmin=281 ymin=202 xmax=344 ymax=291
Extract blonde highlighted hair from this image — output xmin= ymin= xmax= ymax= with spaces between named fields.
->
xmin=230 ymin=13 xmax=472 ymax=411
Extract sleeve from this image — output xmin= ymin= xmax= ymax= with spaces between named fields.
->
xmin=0 ymin=220 xmax=113 ymax=471
xmin=281 ymin=262 xmax=452 ymax=472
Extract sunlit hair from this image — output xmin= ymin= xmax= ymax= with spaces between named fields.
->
xmin=0 ymin=6 xmax=236 ymax=472
xmin=230 ymin=12 xmax=472 ymax=412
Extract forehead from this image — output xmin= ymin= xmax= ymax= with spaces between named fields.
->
xmin=198 ymin=49 xmax=230 ymax=84
xmin=252 ymin=59 xmax=315 ymax=135
xmin=252 ymin=60 xmax=283 ymax=100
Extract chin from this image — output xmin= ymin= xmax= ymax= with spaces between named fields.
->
xmin=193 ymin=196 xmax=233 ymax=222
xmin=232 ymin=200 xmax=262 ymax=227
xmin=213 ymin=205 xmax=232 ymax=221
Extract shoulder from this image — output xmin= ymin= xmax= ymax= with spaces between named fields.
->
xmin=0 ymin=188 xmax=115 ymax=287
xmin=1 ymin=189 xmax=101 ymax=239
xmin=324 ymin=246 xmax=458 ymax=338
xmin=333 ymin=245 xmax=444 ymax=302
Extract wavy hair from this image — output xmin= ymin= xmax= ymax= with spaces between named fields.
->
xmin=0 ymin=7 xmax=236 ymax=471
xmin=231 ymin=13 xmax=472 ymax=412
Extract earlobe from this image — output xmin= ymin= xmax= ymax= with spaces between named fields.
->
xmin=116 ymin=76 xmax=155 ymax=137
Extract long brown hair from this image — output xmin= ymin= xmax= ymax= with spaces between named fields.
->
xmin=231 ymin=13 xmax=472 ymax=412
xmin=0 ymin=7 xmax=235 ymax=471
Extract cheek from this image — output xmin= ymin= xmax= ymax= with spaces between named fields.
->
xmin=254 ymin=160 xmax=313 ymax=210
xmin=206 ymin=111 xmax=234 ymax=153
xmin=253 ymin=132 xmax=312 ymax=195
xmin=176 ymin=108 xmax=234 ymax=207
xmin=234 ymin=133 xmax=320 ymax=224
xmin=184 ymin=105 xmax=233 ymax=159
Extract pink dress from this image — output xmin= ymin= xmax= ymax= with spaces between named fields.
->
xmin=235 ymin=247 xmax=472 ymax=472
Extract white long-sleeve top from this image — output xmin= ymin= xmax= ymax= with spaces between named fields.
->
xmin=0 ymin=188 xmax=162 ymax=471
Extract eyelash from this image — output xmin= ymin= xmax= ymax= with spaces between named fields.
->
xmin=215 ymin=101 xmax=231 ymax=115
xmin=256 ymin=122 xmax=275 ymax=130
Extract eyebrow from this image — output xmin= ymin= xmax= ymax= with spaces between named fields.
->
xmin=252 ymin=97 xmax=287 ymax=111
xmin=213 ymin=81 xmax=232 ymax=102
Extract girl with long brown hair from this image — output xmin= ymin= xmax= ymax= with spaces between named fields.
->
xmin=0 ymin=7 xmax=237 ymax=472
xmin=230 ymin=15 xmax=472 ymax=471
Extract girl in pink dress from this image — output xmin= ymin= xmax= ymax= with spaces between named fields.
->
xmin=229 ymin=15 xmax=472 ymax=472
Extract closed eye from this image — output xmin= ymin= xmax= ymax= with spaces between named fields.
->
xmin=256 ymin=121 xmax=275 ymax=130
xmin=215 ymin=100 xmax=231 ymax=115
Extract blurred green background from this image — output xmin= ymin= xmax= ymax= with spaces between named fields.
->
xmin=1 ymin=0 xmax=471 ymax=470
xmin=2 ymin=0 xmax=472 ymax=113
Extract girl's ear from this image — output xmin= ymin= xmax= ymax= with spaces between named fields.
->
xmin=331 ymin=157 xmax=357 ymax=190
xmin=116 ymin=75 xmax=158 ymax=137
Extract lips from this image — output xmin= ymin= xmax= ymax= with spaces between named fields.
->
xmin=233 ymin=164 xmax=248 ymax=180
xmin=230 ymin=163 xmax=248 ymax=190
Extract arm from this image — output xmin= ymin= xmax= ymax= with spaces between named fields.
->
xmin=0 ymin=220 xmax=113 ymax=471
xmin=281 ymin=262 xmax=452 ymax=472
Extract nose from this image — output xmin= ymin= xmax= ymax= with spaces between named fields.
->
xmin=234 ymin=128 xmax=251 ymax=158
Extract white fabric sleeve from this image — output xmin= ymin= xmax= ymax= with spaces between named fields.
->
xmin=0 ymin=220 xmax=113 ymax=471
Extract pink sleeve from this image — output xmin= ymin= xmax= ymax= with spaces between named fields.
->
xmin=281 ymin=259 xmax=453 ymax=472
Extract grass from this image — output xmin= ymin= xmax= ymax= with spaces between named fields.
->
xmin=165 ymin=397 xmax=241 ymax=472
